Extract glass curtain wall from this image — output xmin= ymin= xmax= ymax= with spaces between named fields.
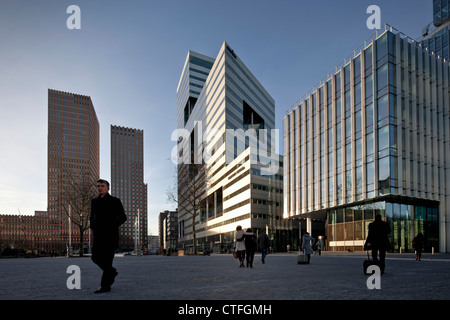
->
xmin=327 ymin=200 xmax=439 ymax=252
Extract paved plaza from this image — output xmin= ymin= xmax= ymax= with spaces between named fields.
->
xmin=1 ymin=251 xmax=449 ymax=301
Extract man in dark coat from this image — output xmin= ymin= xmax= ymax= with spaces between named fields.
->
xmin=90 ymin=179 xmax=126 ymax=293
xmin=365 ymin=214 xmax=391 ymax=274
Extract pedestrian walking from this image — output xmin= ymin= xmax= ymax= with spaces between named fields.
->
xmin=301 ymin=232 xmax=315 ymax=264
xmin=412 ymin=232 xmax=424 ymax=261
xmin=258 ymin=229 xmax=269 ymax=264
xmin=244 ymin=228 xmax=257 ymax=268
xmin=234 ymin=225 xmax=246 ymax=267
xmin=314 ymin=239 xmax=323 ymax=256
xmin=90 ymin=179 xmax=127 ymax=293
xmin=365 ymin=214 xmax=391 ymax=274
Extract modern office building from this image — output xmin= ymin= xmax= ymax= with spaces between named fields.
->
xmin=420 ymin=0 xmax=450 ymax=61
xmin=176 ymin=42 xmax=294 ymax=253
xmin=47 ymin=89 xmax=99 ymax=252
xmin=433 ymin=0 xmax=450 ymax=27
xmin=159 ymin=209 xmax=178 ymax=252
xmin=111 ymin=125 xmax=148 ymax=252
xmin=284 ymin=25 xmax=450 ymax=252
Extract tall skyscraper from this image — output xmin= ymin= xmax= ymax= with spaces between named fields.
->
xmin=284 ymin=25 xmax=450 ymax=252
xmin=111 ymin=125 xmax=147 ymax=252
xmin=176 ymin=42 xmax=293 ymax=253
xmin=47 ymin=89 xmax=99 ymax=252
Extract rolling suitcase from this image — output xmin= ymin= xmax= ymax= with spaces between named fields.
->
xmin=363 ymin=250 xmax=379 ymax=275
xmin=297 ymin=250 xmax=308 ymax=264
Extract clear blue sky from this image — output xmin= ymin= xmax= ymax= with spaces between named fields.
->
xmin=0 ymin=0 xmax=433 ymax=235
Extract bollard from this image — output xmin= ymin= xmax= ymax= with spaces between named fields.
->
xmin=432 ymin=247 xmax=434 ymax=255
xmin=399 ymin=247 xmax=402 ymax=254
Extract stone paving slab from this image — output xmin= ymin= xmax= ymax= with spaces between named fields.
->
xmin=1 ymin=252 xmax=449 ymax=301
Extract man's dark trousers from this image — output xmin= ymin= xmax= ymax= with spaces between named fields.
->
xmin=91 ymin=246 xmax=117 ymax=288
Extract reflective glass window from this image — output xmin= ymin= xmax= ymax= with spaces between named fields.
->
xmin=376 ymin=34 xmax=388 ymax=61
xmin=377 ymin=63 xmax=388 ymax=91
xmin=377 ymin=94 xmax=389 ymax=121
xmin=378 ymin=125 xmax=389 ymax=151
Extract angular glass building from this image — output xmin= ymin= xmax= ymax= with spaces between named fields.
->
xmin=284 ymin=25 xmax=450 ymax=252
xmin=176 ymin=42 xmax=293 ymax=253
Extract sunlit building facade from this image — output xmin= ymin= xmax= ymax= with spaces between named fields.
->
xmin=284 ymin=26 xmax=450 ymax=252
xmin=176 ymin=42 xmax=293 ymax=253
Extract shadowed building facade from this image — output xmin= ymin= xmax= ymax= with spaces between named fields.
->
xmin=111 ymin=125 xmax=148 ymax=252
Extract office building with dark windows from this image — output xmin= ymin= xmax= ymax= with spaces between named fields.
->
xmin=284 ymin=25 xmax=450 ymax=253
xmin=47 ymin=89 xmax=99 ymax=253
xmin=111 ymin=125 xmax=148 ymax=252
xmin=176 ymin=42 xmax=294 ymax=253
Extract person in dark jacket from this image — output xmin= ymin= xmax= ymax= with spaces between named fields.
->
xmin=365 ymin=214 xmax=391 ymax=274
xmin=412 ymin=232 xmax=424 ymax=261
xmin=90 ymin=179 xmax=126 ymax=293
xmin=258 ymin=230 xmax=270 ymax=264
xmin=244 ymin=228 xmax=257 ymax=268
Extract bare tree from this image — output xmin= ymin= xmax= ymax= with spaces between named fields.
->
xmin=167 ymin=163 xmax=207 ymax=255
xmin=57 ymin=170 xmax=97 ymax=257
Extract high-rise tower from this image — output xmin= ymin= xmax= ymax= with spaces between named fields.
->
xmin=111 ymin=125 xmax=147 ymax=252
xmin=47 ymin=89 xmax=99 ymax=252
xmin=176 ymin=42 xmax=292 ymax=253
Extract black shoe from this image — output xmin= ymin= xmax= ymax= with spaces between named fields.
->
xmin=94 ymin=287 xmax=111 ymax=294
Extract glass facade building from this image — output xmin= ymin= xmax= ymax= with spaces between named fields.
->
xmin=433 ymin=0 xmax=450 ymax=27
xmin=421 ymin=0 xmax=450 ymax=61
xmin=284 ymin=25 xmax=450 ymax=252
xmin=176 ymin=43 xmax=294 ymax=253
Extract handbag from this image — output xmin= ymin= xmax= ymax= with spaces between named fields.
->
xmin=233 ymin=251 xmax=239 ymax=259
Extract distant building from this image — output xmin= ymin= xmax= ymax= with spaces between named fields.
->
xmin=0 ymin=211 xmax=58 ymax=253
xmin=147 ymin=235 xmax=159 ymax=253
xmin=111 ymin=125 xmax=148 ymax=252
xmin=159 ymin=209 xmax=178 ymax=251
